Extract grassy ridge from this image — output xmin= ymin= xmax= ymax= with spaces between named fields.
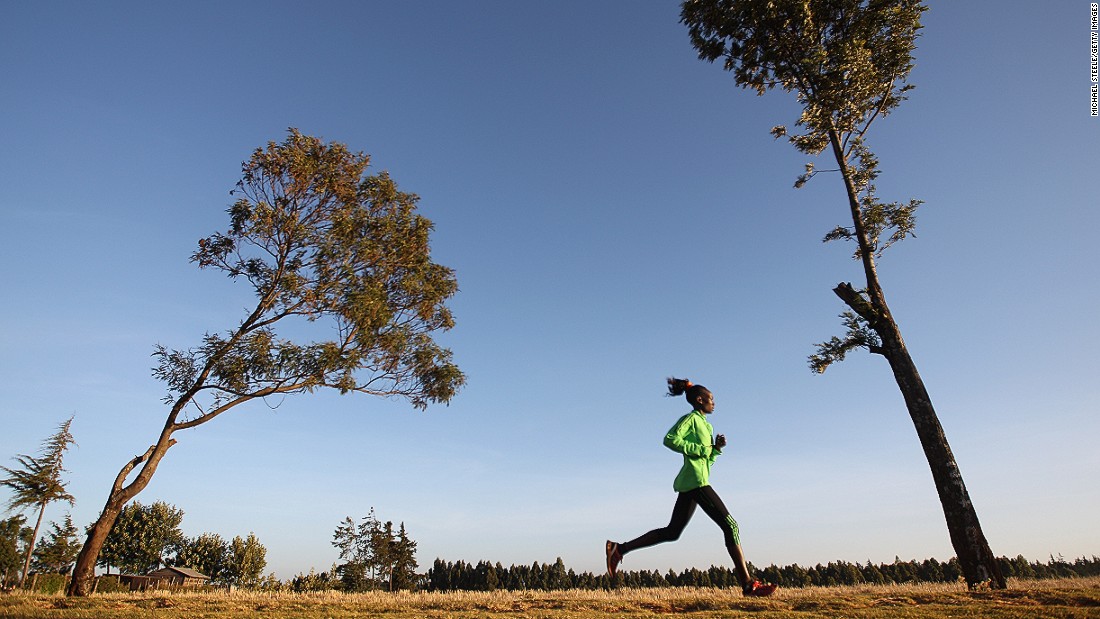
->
xmin=1 ymin=578 xmax=1098 ymax=618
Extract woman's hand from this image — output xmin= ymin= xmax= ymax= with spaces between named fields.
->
xmin=714 ymin=434 xmax=727 ymax=450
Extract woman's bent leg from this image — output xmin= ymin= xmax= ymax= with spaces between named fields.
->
xmin=618 ymin=492 xmax=696 ymax=555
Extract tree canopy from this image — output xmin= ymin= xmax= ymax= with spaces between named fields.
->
xmin=159 ymin=128 xmax=465 ymax=421
xmin=682 ymin=0 xmax=926 ymax=328
xmin=682 ymin=0 xmax=924 ymax=150
xmin=226 ymin=533 xmax=268 ymax=588
xmin=172 ymin=532 xmax=230 ymax=584
xmin=98 ymin=501 xmax=184 ymax=575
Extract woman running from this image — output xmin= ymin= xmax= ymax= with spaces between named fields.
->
xmin=605 ymin=377 xmax=777 ymax=597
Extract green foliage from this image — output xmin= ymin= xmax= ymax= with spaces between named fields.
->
xmin=289 ymin=565 xmax=341 ymax=592
xmin=332 ymin=508 xmax=417 ymax=591
xmin=226 ymin=532 xmax=267 ymax=588
xmin=91 ymin=574 xmax=129 ymax=593
xmin=0 ymin=417 xmax=76 ymax=514
xmin=24 ymin=572 xmax=69 ymax=593
xmin=809 ymin=310 xmax=881 ymax=373
xmin=31 ymin=514 xmax=80 ymax=574
xmin=154 ymin=128 xmax=464 ymax=423
xmin=425 ymin=554 xmax=1100 ymax=592
xmin=681 ymin=1 xmax=926 ymax=367
xmin=819 ymin=140 xmax=922 ymax=260
xmin=0 ymin=515 xmax=28 ymax=585
xmin=682 ymin=0 xmax=924 ymax=152
xmin=1 ymin=417 xmax=77 ymax=585
xmin=98 ymin=501 xmax=184 ymax=574
xmin=172 ymin=532 xmax=229 ymax=584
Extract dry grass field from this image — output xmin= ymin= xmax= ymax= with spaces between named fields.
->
xmin=1 ymin=578 xmax=1098 ymax=619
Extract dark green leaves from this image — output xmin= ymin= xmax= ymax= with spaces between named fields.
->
xmin=97 ymin=500 xmax=185 ymax=574
xmin=0 ymin=418 xmax=76 ymax=513
xmin=808 ymin=310 xmax=882 ymax=373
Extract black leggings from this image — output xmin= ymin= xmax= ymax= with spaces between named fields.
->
xmin=619 ymin=485 xmax=741 ymax=555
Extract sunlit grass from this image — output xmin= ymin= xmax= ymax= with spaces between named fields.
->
xmin=1 ymin=577 xmax=1097 ymax=618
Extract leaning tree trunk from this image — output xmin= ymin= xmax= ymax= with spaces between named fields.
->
xmin=874 ymin=319 xmax=1006 ymax=588
xmin=827 ymin=128 xmax=1005 ymax=589
xmin=18 ymin=501 xmax=47 ymax=587
xmin=67 ymin=437 xmax=176 ymax=596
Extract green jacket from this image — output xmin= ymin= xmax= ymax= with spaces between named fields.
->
xmin=664 ymin=409 xmax=721 ymax=492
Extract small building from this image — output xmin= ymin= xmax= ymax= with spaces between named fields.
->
xmin=120 ymin=566 xmax=210 ymax=591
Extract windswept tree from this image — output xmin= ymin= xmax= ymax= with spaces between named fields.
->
xmin=680 ymin=0 xmax=1005 ymax=588
xmin=1 ymin=417 xmax=76 ymax=586
xmin=68 ymin=129 xmax=465 ymax=595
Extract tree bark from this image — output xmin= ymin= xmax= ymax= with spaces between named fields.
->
xmin=18 ymin=501 xmax=47 ymax=587
xmin=67 ymin=439 xmax=176 ymax=596
xmin=826 ymin=126 xmax=1005 ymax=589
xmin=871 ymin=317 xmax=1006 ymax=589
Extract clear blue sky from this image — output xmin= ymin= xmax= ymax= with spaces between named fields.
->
xmin=1 ymin=1 xmax=1097 ymax=580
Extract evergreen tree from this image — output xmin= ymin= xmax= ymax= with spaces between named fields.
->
xmin=390 ymin=522 xmax=418 ymax=590
xmin=30 ymin=515 xmax=80 ymax=574
xmin=920 ymin=558 xmax=945 ymax=582
xmin=332 ymin=515 xmax=371 ymax=591
xmin=331 ymin=510 xmax=418 ymax=591
xmin=226 ymin=533 xmax=267 ymax=588
xmin=428 ymin=558 xmax=450 ymax=591
xmin=375 ymin=521 xmax=397 ymax=589
xmin=861 ymin=561 xmax=887 ymax=585
xmin=547 ymin=557 xmax=569 ymax=590
xmin=1 ymin=417 xmax=76 ymax=586
xmin=0 ymin=516 xmax=28 ymax=586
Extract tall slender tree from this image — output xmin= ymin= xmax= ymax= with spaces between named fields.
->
xmin=680 ymin=0 xmax=1005 ymax=588
xmin=1 ymin=417 xmax=76 ymax=587
xmin=390 ymin=522 xmax=419 ymax=591
xmin=68 ymin=130 xmax=464 ymax=595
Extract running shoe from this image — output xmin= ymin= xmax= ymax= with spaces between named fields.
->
xmin=744 ymin=580 xmax=778 ymax=597
xmin=605 ymin=540 xmax=622 ymax=578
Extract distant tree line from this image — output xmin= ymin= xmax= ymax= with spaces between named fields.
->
xmin=97 ymin=500 xmax=269 ymax=588
xmin=0 ymin=500 xmax=270 ymax=590
xmin=418 ymin=555 xmax=1100 ymax=592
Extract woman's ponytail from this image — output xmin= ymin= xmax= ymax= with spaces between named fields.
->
xmin=667 ymin=377 xmax=708 ymax=407
xmin=667 ymin=377 xmax=693 ymax=397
